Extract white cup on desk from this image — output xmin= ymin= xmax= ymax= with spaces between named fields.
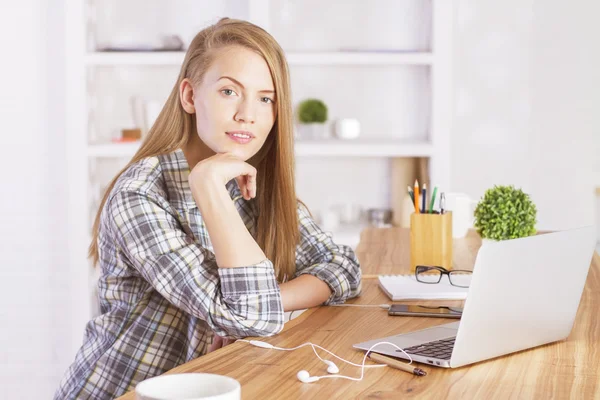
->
xmin=444 ymin=192 xmax=478 ymax=238
xmin=135 ymin=373 xmax=240 ymax=400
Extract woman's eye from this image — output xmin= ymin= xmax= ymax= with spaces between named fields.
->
xmin=221 ymin=89 xmax=237 ymax=96
xmin=261 ymin=97 xmax=274 ymax=104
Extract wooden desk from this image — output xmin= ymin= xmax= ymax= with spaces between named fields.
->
xmin=118 ymin=228 xmax=600 ymax=399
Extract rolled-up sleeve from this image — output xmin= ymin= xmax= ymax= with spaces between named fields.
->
xmin=104 ymin=189 xmax=284 ymax=339
xmin=293 ymin=203 xmax=362 ymax=305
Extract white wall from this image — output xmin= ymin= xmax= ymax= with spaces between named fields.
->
xmin=529 ymin=0 xmax=599 ymax=231
xmin=0 ymin=1 xmax=70 ymax=399
xmin=452 ymin=0 xmax=600 ymax=232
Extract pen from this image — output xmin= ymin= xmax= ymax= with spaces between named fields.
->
xmin=422 ymin=184 xmax=427 ymax=214
xmin=429 ymin=186 xmax=438 ymax=214
xmin=414 ymin=180 xmax=420 ymax=214
xmin=368 ymin=352 xmax=427 ymax=377
xmin=407 ymin=185 xmax=414 ymax=204
xmin=440 ymin=192 xmax=446 ymax=214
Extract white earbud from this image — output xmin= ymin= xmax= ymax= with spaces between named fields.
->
xmin=297 ymin=370 xmax=320 ymax=383
xmin=323 ymin=360 xmax=339 ymax=374
xmin=240 ymin=338 xmax=415 ymax=384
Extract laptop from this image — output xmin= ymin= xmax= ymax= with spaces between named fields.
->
xmin=353 ymin=226 xmax=596 ymax=368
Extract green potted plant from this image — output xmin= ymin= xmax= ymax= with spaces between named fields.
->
xmin=296 ymin=98 xmax=328 ymax=139
xmin=474 ymin=185 xmax=537 ymax=242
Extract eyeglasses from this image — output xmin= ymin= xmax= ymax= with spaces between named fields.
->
xmin=415 ymin=265 xmax=472 ymax=288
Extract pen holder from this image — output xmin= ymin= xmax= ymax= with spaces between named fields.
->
xmin=410 ymin=212 xmax=453 ymax=273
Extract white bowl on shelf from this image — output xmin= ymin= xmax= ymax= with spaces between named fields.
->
xmin=334 ymin=118 xmax=361 ymax=140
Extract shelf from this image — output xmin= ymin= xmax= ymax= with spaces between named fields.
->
xmin=88 ymin=139 xmax=434 ymax=159
xmin=295 ymin=139 xmax=434 ymax=157
xmin=85 ymin=52 xmax=185 ymax=66
xmin=85 ymin=51 xmax=433 ymax=66
xmin=287 ymin=51 xmax=433 ymax=65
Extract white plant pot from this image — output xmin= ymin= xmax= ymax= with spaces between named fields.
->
xmin=297 ymin=123 xmax=328 ymax=140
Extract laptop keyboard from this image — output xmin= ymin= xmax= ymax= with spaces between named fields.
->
xmin=400 ymin=337 xmax=455 ymax=360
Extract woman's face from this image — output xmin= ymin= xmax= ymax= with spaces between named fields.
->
xmin=182 ymin=45 xmax=277 ymax=161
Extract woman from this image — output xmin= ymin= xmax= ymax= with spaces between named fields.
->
xmin=55 ymin=18 xmax=361 ymax=399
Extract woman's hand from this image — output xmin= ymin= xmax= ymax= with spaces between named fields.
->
xmin=189 ymin=153 xmax=257 ymax=201
xmin=207 ymin=334 xmax=235 ymax=353
xmin=186 ymin=152 xmax=267 ymax=268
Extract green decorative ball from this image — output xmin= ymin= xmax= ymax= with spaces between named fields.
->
xmin=297 ymin=99 xmax=328 ymax=123
xmin=474 ymin=185 xmax=537 ymax=240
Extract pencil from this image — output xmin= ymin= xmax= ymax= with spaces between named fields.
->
xmin=368 ymin=352 xmax=427 ymax=376
xmin=413 ymin=180 xmax=420 ymax=214
xmin=422 ymin=184 xmax=427 ymax=214
xmin=429 ymin=186 xmax=438 ymax=213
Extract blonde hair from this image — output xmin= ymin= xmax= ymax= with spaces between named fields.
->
xmin=89 ymin=18 xmax=299 ymax=282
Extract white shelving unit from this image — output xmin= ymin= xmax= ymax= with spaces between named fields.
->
xmin=65 ymin=0 xmax=454 ymax=328
xmin=85 ymin=51 xmax=434 ymax=66
xmin=88 ymin=139 xmax=435 ymax=158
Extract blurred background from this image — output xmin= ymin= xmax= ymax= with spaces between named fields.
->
xmin=1 ymin=0 xmax=599 ymax=398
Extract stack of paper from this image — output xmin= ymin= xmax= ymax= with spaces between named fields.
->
xmin=378 ymin=275 xmax=469 ymax=301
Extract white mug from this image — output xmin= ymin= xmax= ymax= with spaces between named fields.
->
xmin=444 ymin=192 xmax=478 ymax=238
xmin=135 ymin=373 xmax=241 ymax=400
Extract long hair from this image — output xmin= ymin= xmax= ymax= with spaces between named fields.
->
xmin=89 ymin=18 xmax=299 ymax=282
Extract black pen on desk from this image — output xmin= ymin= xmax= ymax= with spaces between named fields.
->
xmin=421 ymin=184 xmax=427 ymax=213
xmin=440 ymin=192 xmax=446 ymax=214
xmin=368 ymin=352 xmax=427 ymax=376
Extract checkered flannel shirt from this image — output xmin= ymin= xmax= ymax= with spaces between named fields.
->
xmin=54 ymin=149 xmax=362 ymax=399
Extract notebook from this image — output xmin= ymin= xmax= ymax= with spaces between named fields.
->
xmin=378 ymin=275 xmax=469 ymax=301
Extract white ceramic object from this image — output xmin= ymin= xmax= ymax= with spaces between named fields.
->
xmin=135 ymin=373 xmax=241 ymax=400
xmin=334 ymin=203 xmax=363 ymax=224
xmin=444 ymin=192 xmax=478 ymax=238
xmin=334 ymin=118 xmax=360 ymax=139
xmin=297 ymin=123 xmax=329 ymax=140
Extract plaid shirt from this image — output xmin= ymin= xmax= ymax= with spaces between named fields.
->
xmin=55 ymin=149 xmax=362 ymax=399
